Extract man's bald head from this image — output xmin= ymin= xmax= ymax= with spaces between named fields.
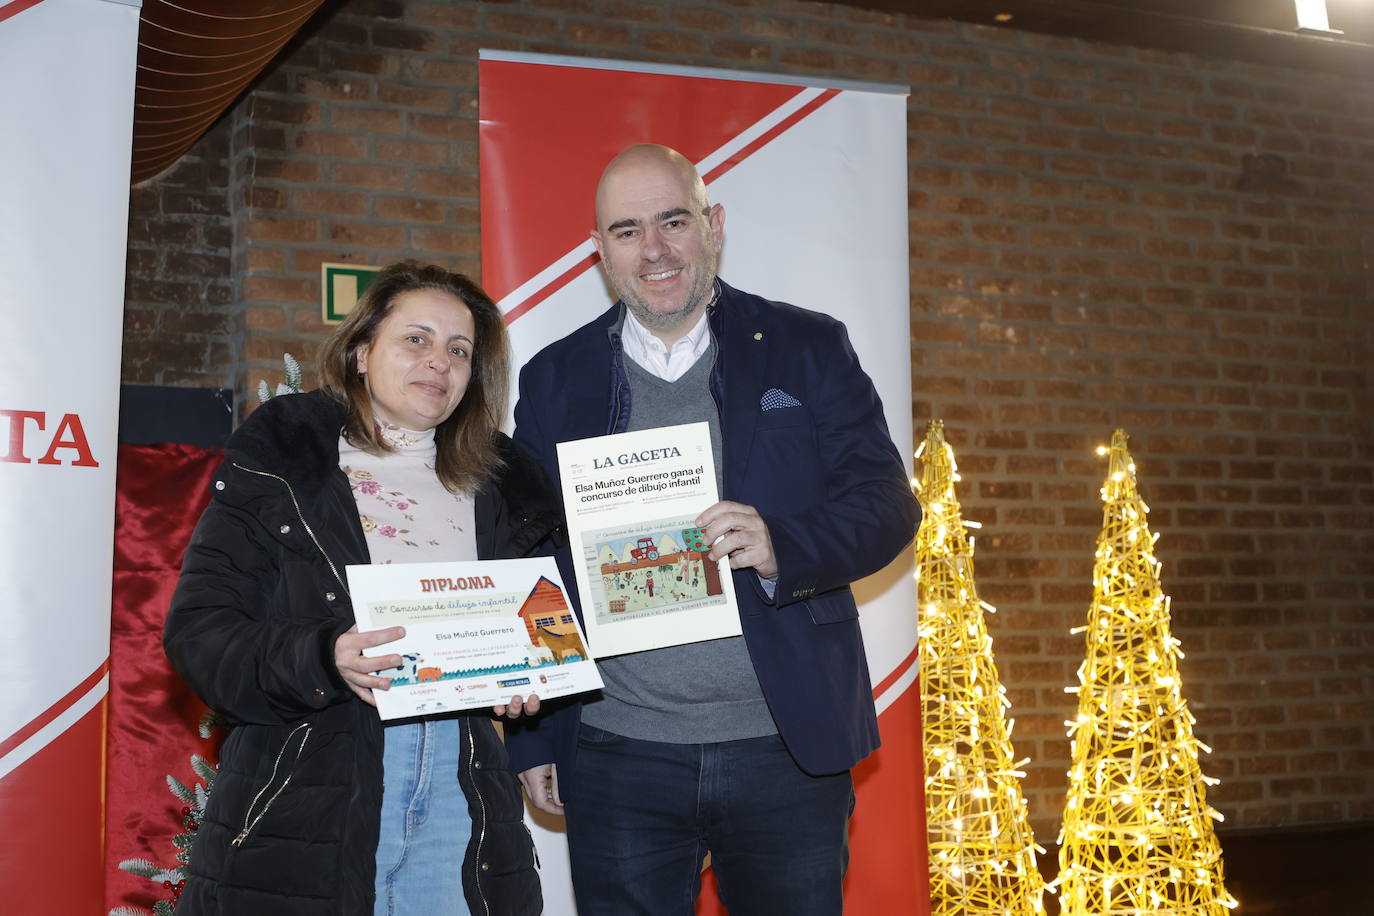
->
xmin=589 ymin=144 xmax=725 ymax=343
xmin=594 ymin=144 xmax=710 ymax=231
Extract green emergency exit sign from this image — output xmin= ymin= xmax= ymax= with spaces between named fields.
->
xmin=321 ymin=263 xmax=380 ymax=323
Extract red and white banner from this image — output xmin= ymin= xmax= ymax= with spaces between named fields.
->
xmin=0 ymin=0 xmax=140 ymax=909
xmin=479 ymin=51 xmax=928 ymax=915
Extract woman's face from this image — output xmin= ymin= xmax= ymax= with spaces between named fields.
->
xmin=355 ymin=288 xmax=476 ymax=432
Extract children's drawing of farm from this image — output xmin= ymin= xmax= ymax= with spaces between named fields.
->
xmin=386 ymin=576 xmax=588 ymax=685
xmin=586 ymin=520 xmax=725 ymax=625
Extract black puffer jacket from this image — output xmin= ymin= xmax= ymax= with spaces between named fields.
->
xmin=165 ymin=390 xmax=558 ymax=916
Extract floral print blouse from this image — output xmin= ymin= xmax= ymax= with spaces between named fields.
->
xmin=338 ymin=425 xmax=477 ymax=566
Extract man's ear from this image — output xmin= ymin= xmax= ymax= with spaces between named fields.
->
xmin=589 ymin=228 xmax=605 ymax=260
xmin=708 ymin=203 xmax=725 ymax=248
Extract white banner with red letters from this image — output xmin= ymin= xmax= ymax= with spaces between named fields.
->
xmin=479 ymin=51 xmax=929 ymax=915
xmin=0 ymin=0 xmax=140 ymax=908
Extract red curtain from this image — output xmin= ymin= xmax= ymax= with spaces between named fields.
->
xmin=105 ymin=443 xmax=223 ymax=914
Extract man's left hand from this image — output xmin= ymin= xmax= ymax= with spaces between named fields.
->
xmin=697 ymin=500 xmax=777 ymax=580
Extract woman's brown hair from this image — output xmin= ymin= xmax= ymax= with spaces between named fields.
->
xmin=319 ymin=261 xmax=509 ymax=494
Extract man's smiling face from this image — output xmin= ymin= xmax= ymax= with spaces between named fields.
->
xmin=591 ymin=146 xmax=725 ymax=341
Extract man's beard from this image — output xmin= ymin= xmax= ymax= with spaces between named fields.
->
xmin=608 ymin=256 xmax=717 ymax=333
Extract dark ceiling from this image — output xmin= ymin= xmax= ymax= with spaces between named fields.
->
xmin=863 ymin=0 xmax=1374 ymax=75
xmin=130 ymin=0 xmax=1374 ymax=184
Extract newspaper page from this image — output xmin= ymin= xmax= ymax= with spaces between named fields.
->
xmin=345 ymin=557 xmax=603 ymax=720
xmin=556 ymin=422 xmax=742 ymax=658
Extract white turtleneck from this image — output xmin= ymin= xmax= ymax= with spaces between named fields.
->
xmin=338 ymin=424 xmax=477 ymax=565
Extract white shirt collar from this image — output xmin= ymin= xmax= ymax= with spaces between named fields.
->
xmin=621 ymin=306 xmax=712 ymax=383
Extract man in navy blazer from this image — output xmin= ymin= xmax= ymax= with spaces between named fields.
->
xmin=506 ymin=144 xmax=918 ymax=915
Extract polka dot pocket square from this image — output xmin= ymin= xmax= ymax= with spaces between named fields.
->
xmin=760 ymin=388 xmax=803 ymax=411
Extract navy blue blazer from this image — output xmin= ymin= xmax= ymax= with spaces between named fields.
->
xmin=505 ymin=279 xmax=919 ymax=776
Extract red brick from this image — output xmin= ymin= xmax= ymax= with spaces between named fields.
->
xmin=328 ymin=221 xmax=405 ymax=248
xmin=483 ymin=10 xmax=553 ymax=35
xmin=295 ymin=132 xmax=370 ymax=158
xmin=245 ymin=216 xmax=319 ymax=243
xmin=331 ymin=106 xmax=403 ymax=134
xmin=245 ymin=306 xmax=287 ymax=331
xmin=295 ymin=74 xmax=372 ymax=103
xmin=331 ymin=163 xmax=407 ymax=191
xmin=249 ymin=158 xmax=320 ymax=183
xmin=244 ymin=276 xmax=314 ymax=302
xmin=402 ymin=2 xmax=477 ymax=27
xmin=373 ymin=196 xmax=442 ymax=222
xmin=291 ymin=190 xmax=367 ymax=216
xmin=412 ymin=229 xmax=480 ymax=256
xmin=372 ymin=138 xmax=446 ymax=166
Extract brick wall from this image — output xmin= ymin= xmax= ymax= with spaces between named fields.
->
xmin=124 ymin=119 xmax=235 ymax=387
xmin=124 ymin=0 xmax=1374 ymax=838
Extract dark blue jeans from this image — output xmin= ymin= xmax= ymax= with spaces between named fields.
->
xmin=565 ymin=725 xmax=855 ymax=915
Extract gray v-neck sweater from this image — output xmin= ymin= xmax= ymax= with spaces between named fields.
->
xmin=579 ymin=339 xmax=777 ymax=743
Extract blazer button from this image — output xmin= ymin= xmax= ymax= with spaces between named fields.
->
xmin=325 ymin=592 xmax=336 ymax=602
xmin=214 ymin=480 xmax=225 ymax=491
xmin=313 ymin=687 xmax=325 ymax=700
xmin=480 ymin=862 xmax=490 ymax=872
xmin=280 ymin=524 xmax=291 ymax=534
xmin=473 ymin=760 xmax=482 ymax=769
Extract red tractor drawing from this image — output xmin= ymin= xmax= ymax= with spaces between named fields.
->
xmin=629 ymin=537 xmax=660 ymax=563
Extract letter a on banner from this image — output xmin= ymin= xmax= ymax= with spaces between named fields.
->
xmin=479 ymin=51 xmax=928 ymax=916
xmin=0 ymin=0 xmax=140 ymax=911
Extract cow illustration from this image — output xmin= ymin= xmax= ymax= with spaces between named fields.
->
xmin=391 ymin=652 xmax=423 ymax=684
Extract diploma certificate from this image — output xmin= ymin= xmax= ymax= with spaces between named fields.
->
xmin=556 ymin=422 xmax=742 ymax=657
xmin=346 ymin=557 xmax=603 ymax=720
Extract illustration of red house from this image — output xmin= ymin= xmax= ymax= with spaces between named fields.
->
xmin=516 ymin=576 xmax=576 ymax=643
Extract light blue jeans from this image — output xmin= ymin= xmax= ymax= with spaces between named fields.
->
xmin=374 ymin=718 xmax=473 ymax=916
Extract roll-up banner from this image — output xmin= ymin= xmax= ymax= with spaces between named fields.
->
xmin=479 ymin=51 xmax=928 ymax=915
xmin=0 ymin=0 xmax=141 ymax=909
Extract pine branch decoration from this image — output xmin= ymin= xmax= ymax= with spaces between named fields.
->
xmin=257 ymin=353 xmax=305 ymax=404
xmin=109 ymin=742 xmax=218 ymax=915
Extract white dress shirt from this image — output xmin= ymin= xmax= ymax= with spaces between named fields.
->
xmin=619 ymin=299 xmax=778 ymax=596
xmin=620 ymin=307 xmax=712 ymax=381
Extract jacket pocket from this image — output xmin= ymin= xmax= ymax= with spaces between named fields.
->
xmin=805 ymin=593 xmax=860 ymax=626
xmin=755 ymin=403 xmax=812 ymax=430
xmin=231 ymin=722 xmax=312 ymax=848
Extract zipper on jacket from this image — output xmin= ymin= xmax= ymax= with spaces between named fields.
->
xmin=231 ymin=722 xmax=312 ymax=847
xmin=463 ymin=717 xmax=491 ymax=916
xmin=230 ymin=462 xmax=350 ymax=598
xmin=523 ymin=822 xmax=540 ymax=869
xmin=607 ymin=328 xmax=630 ymax=436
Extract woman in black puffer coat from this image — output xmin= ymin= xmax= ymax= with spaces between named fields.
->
xmin=165 ymin=262 xmax=558 ymax=916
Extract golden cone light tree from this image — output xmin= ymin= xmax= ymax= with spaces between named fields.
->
xmin=1055 ymin=429 xmax=1237 ymax=915
xmin=916 ymin=420 xmax=1046 ymax=916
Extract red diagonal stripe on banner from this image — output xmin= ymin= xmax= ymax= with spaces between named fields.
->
xmin=872 ymin=643 xmax=919 ymax=699
xmin=0 ymin=0 xmax=45 ymax=25
xmin=504 ymin=251 xmax=600 ymax=326
xmin=0 ymin=659 xmax=109 ymax=762
xmin=505 ymin=87 xmax=845 ymax=327
xmin=701 ymin=88 xmax=841 ymax=185
xmin=480 ymin=61 xmax=805 ymax=303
